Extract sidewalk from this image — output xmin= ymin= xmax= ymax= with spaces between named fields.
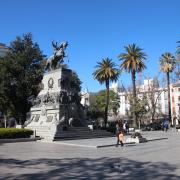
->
xmin=42 ymin=131 xmax=172 ymax=148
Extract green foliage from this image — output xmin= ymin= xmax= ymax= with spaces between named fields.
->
xmin=101 ymin=121 xmax=117 ymax=134
xmin=0 ymin=128 xmax=33 ymax=139
xmin=88 ymin=90 xmax=119 ymax=119
xmin=71 ymin=71 xmax=82 ymax=94
xmin=0 ymin=33 xmax=45 ymax=123
xmin=93 ymin=58 xmax=119 ymax=84
xmin=130 ymin=96 xmax=148 ymax=123
xmin=95 ymin=90 xmax=120 ymax=112
xmin=159 ymin=52 xmax=176 ymax=122
xmin=118 ymin=44 xmax=147 ymax=126
xmin=118 ymin=44 xmax=147 ymax=73
xmin=87 ymin=109 xmax=104 ymax=120
xmin=92 ymin=58 xmax=119 ymax=126
xmin=159 ymin=52 xmax=176 ymax=73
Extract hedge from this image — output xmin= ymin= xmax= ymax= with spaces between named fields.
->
xmin=0 ymin=128 xmax=33 ymax=139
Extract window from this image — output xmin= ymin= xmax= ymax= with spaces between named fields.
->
xmin=164 ymin=92 xmax=168 ymax=100
xmin=165 ymin=104 xmax=168 ymax=113
xmin=178 ymin=88 xmax=180 ymax=92
xmin=178 ymin=96 xmax=180 ymax=101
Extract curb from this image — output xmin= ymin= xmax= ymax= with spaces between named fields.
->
xmin=97 ymin=142 xmax=135 ymax=148
xmin=147 ymin=137 xmax=168 ymax=142
xmin=0 ymin=137 xmax=41 ymax=143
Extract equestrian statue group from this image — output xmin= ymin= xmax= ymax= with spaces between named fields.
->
xmin=46 ymin=40 xmax=68 ymax=71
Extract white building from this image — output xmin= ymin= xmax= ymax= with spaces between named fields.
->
xmin=171 ymin=81 xmax=180 ymax=124
xmin=83 ymin=80 xmax=180 ymax=125
xmin=111 ymin=79 xmax=180 ymax=124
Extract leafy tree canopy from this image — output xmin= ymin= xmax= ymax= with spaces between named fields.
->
xmin=88 ymin=89 xmax=120 ymax=119
xmin=0 ymin=33 xmax=46 ymax=123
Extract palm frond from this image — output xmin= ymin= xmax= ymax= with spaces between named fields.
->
xmin=159 ymin=52 xmax=176 ymax=73
xmin=93 ymin=58 xmax=120 ymax=85
xmin=118 ymin=43 xmax=147 ymax=73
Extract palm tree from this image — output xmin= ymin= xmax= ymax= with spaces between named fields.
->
xmin=93 ymin=58 xmax=119 ymax=127
xmin=118 ymin=44 xmax=147 ymax=126
xmin=160 ymin=52 xmax=176 ymax=122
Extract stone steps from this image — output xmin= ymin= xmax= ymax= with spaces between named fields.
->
xmin=54 ymin=128 xmax=113 ymax=140
xmin=54 ymin=133 xmax=113 ymax=140
xmin=55 ymin=131 xmax=111 ymax=137
xmin=28 ymin=125 xmax=113 ymax=140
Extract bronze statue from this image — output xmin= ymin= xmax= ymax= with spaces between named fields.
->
xmin=46 ymin=41 xmax=68 ymax=70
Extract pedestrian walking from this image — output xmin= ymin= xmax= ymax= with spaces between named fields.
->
xmin=119 ymin=131 xmax=124 ymax=147
xmin=164 ymin=121 xmax=168 ymax=132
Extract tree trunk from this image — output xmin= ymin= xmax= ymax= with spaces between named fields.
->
xmin=104 ymin=79 xmax=110 ymax=127
xmin=167 ymin=72 xmax=172 ymax=122
xmin=131 ymin=70 xmax=137 ymax=127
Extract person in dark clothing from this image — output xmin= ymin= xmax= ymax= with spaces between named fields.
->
xmin=164 ymin=121 xmax=168 ymax=132
xmin=125 ymin=122 xmax=129 ymax=134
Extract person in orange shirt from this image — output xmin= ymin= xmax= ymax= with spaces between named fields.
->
xmin=118 ymin=131 xmax=124 ymax=147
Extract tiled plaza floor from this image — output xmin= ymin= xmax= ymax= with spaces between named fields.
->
xmin=0 ymin=130 xmax=180 ymax=179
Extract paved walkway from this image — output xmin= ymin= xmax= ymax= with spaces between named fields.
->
xmin=48 ymin=131 xmax=169 ymax=148
xmin=0 ymin=131 xmax=180 ymax=179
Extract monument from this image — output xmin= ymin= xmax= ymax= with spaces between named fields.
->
xmin=26 ymin=41 xmax=85 ymax=140
xmin=26 ymin=41 xmax=112 ymax=141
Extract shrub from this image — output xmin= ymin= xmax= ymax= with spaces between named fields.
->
xmin=101 ymin=122 xmax=117 ymax=134
xmin=0 ymin=128 xmax=33 ymax=139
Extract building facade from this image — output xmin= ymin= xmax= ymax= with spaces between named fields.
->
xmin=171 ymin=81 xmax=180 ymax=124
xmin=111 ymin=79 xmax=180 ymax=125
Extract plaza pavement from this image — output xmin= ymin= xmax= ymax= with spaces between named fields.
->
xmin=0 ymin=130 xmax=180 ymax=179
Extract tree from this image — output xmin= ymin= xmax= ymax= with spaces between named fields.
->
xmin=118 ymin=44 xmax=147 ymax=126
xmin=131 ymin=96 xmax=148 ymax=129
xmin=159 ymin=52 xmax=176 ymax=122
xmin=141 ymin=77 xmax=165 ymax=122
xmin=94 ymin=90 xmax=119 ymax=114
xmin=93 ymin=58 xmax=119 ymax=127
xmin=0 ymin=33 xmax=45 ymax=124
xmin=87 ymin=90 xmax=120 ymax=127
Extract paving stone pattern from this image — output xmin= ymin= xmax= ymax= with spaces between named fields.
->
xmin=0 ymin=131 xmax=180 ymax=179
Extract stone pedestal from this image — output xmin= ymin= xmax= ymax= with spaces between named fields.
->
xmin=26 ymin=68 xmax=84 ymax=141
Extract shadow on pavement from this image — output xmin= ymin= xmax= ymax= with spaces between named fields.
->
xmin=0 ymin=157 xmax=179 ymax=180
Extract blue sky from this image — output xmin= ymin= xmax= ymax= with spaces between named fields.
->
xmin=1 ymin=0 xmax=180 ymax=92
